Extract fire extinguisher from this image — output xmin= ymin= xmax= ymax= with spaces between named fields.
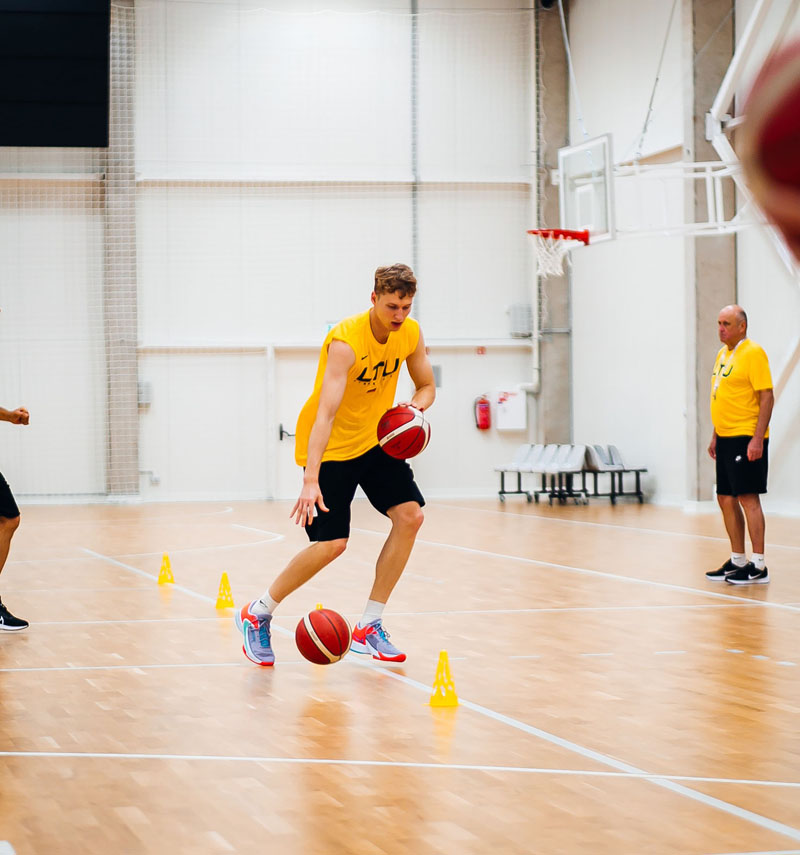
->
xmin=474 ymin=395 xmax=491 ymax=430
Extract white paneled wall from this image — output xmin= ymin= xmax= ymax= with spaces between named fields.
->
xmin=568 ymin=0 xmax=800 ymax=511
xmin=0 ymin=181 xmax=106 ymax=498
xmin=1 ymin=0 xmax=536 ymax=502
xmin=138 ymin=351 xmax=269 ymax=500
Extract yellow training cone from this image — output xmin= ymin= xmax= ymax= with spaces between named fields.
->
xmin=157 ymin=553 xmax=174 ymax=585
xmin=315 ymin=602 xmax=324 ymax=610
xmin=215 ymin=572 xmax=235 ymax=609
xmin=429 ymin=650 xmax=459 ymax=707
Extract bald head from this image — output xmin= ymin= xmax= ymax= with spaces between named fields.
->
xmin=718 ymin=304 xmax=748 ymax=349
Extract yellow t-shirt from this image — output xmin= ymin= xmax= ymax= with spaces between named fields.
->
xmin=295 ymin=310 xmax=420 ymax=465
xmin=710 ymin=338 xmax=772 ymax=437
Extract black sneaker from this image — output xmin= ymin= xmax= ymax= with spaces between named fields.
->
xmin=705 ymin=559 xmax=740 ymax=581
xmin=0 ymin=597 xmax=29 ymax=631
xmin=726 ymin=563 xmax=769 ymax=585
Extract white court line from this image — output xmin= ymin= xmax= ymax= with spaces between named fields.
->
xmin=711 ymin=851 xmax=800 ymax=855
xmin=346 ymin=658 xmax=800 ymax=843
xmin=0 ymin=662 xmax=252 ymax=674
xmin=2 ymin=586 xmax=154 ymax=593
xmin=432 ymin=501 xmax=800 ymax=552
xmin=33 ymin=617 xmax=224 ymax=626
xmin=0 ymin=750 xmax=796 ymax=790
xmin=387 ymin=602 xmax=761 ymax=617
xmin=85 ymin=545 xmax=800 ymax=842
xmin=25 ymin=507 xmax=236 ymax=526
xmin=231 ymin=524 xmax=284 ymax=539
xmin=117 ymin=539 xmax=282 ymax=559
xmin=13 ymin=602 xmax=762 ymax=624
xmin=352 ymin=527 xmax=800 ymax=614
xmin=1 ymin=649 xmax=794 ymax=672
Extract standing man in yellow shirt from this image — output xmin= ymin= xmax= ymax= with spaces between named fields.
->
xmin=706 ymin=305 xmax=774 ymax=585
xmin=237 ymin=264 xmax=436 ymax=665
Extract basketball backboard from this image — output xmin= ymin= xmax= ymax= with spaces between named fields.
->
xmin=558 ymin=134 xmax=615 ymax=241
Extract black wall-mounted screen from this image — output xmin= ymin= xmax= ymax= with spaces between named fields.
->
xmin=0 ymin=0 xmax=110 ymax=147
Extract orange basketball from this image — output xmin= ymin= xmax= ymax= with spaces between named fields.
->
xmin=377 ymin=405 xmax=431 ymax=459
xmin=295 ymin=608 xmax=352 ymax=665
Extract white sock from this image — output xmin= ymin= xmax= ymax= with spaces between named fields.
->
xmin=731 ymin=552 xmax=748 ymax=567
xmin=254 ymin=592 xmax=280 ymax=616
xmin=358 ymin=599 xmax=385 ymax=628
xmin=751 ymin=553 xmax=766 ymax=570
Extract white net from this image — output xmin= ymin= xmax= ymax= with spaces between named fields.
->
xmin=529 ymin=230 xmax=587 ymax=278
xmin=0 ymin=1 xmax=535 ymax=501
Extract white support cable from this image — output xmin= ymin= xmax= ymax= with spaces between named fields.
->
xmin=633 ymin=0 xmax=679 ymax=161
xmin=556 ymin=0 xmax=589 ymax=141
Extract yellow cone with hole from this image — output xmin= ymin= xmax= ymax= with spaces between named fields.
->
xmin=429 ymin=650 xmax=459 ymax=707
xmin=215 ymin=572 xmax=235 ymax=609
xmin=157 ymin=553 xmax=174 ymax=585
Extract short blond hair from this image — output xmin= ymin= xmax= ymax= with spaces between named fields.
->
xmin=374 ymin=263 xmax=417 ymax=297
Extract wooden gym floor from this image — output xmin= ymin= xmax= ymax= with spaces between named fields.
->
xmin=0 ymin=498 xmax=798 ymax=855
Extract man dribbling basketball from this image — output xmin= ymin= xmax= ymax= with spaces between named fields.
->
xmin=236 ymin=263 xmax=435 ymax=665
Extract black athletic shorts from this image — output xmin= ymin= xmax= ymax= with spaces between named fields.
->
xmin=715 ymin=435 xmax=769 ymax=497
xmin=305 ymin=444 xmax=425 ymax=542
xmin=0 ymin=471 xmax=20 ymax=519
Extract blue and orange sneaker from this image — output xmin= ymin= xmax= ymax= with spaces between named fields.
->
xmin=235 ymin=600 xmax=275 ymax=666
xmin=351 ymin=619 xmax=406 ymax=662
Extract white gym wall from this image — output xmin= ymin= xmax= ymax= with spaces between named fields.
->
xmin=567 ymin=0 xmax=800 ymax=511
xmin=2 ymin=0 xmax=798 ymax=512
xmin=0 ymin=0 xmax=537 ymax=502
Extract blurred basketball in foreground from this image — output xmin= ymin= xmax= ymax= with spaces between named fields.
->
xmin=740 ymin=38 xmax=800 ymax=263
xmin=377 ymin=405 xmax=431 ymax=459
xmin=295 ymin=608 xmax=352 ymax=665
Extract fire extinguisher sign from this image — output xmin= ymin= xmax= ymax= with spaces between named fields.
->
xmin=495 ymin=387 xmax=527 ymax=430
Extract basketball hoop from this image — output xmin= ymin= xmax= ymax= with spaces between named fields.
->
xmin=527 ymin=228 xmax=590 ymax=277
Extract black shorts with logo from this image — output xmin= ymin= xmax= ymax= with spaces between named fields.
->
xmin=715 ymin=435 xmax=769 ymax=497
xmin=305 ymin=445 xmax=425 ymax=542
xmin=0 ymin=471 xmax=20 ymax=519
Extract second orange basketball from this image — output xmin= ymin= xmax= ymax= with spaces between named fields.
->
xmin=295 ymin=608 xmax=352 ymax=665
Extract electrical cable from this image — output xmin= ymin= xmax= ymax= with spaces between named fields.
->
xmin=633 ymin=0 xmax=679 ymax=161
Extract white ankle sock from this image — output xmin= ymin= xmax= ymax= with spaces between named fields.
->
xmin=358 ymin=599 xmax=385 ymax=628
xmin=751 ymin=553 xmax=766 ymax=570
xmin=254 ymin=592 xmax=280 ymax=615
xmin=731 ymin=552 xmax=748 ymax=567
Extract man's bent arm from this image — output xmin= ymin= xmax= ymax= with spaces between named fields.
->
xmin=753 ymin=389 xmax=774 ymax=442
xmin=290 ymin=340 xmax=354 ymax=525
xmin=404 ymin=331 xmax=436 ymax=412
xmin=708 ymin=430 xmax=717 ymax=460
xmin=747 ymin=388 xmax=774 ymax=461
